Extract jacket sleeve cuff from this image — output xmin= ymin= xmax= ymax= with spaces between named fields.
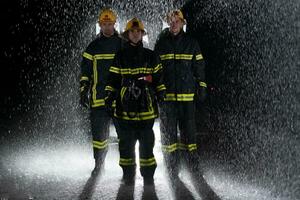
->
xmin=105 ymin=85 xmax=116 ymax=92
xmin=156 ymin=84 xmax=166 ymax=92
xmin=199 ymin=81 xmax=207 ymax=88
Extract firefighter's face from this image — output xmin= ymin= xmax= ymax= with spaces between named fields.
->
xmin=168 ymin=15 xmax=184 ymax=35
xmin=128 ymin=29 xmax=143 ymax=44
xmin=100 ymin=21 xmax=115 ymax=37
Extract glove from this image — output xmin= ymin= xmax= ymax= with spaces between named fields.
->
xmin=196 ymin=86 xmax=207 ymax=102
xmin=195 ymin=82 xmax=208 ymax=103
xmin=156 ymin=90 xmax=166 ymax=104
xmin=80 ymin=87 xmax=90 ymax=108
xmin=105 ymin=91 xmax=115 ymax=116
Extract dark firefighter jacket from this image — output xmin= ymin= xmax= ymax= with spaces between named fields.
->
xmin=154 ymin=28 xmax=206 ymax=102
xmin=105 ymin=42 xmax=166 ymax=121
xmin=80 ymin=32 xmax=123 ymax=108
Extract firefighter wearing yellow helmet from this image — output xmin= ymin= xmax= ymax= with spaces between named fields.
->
xmin=105 ymin=17 xmax=166 ymax=185
xmin=79 ymin=8 xmax=123 ymax=176
xmin=98 ymin=9 xmax=117 ymax=23
xmin=124 ymin=17 xmax=145 ymax=32
xmin=154 ymin=9 xmax=207 ymax=178
xmin=122 ymin=17 xmax=146 ymax=43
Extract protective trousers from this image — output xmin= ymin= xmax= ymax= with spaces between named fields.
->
xmin=159 ymin=101 xmax=198 ymax=175
xmin=90 ymin=107 xmax=110 ymax=165
xmin=116 ymin=119 xmax=157 ymax=179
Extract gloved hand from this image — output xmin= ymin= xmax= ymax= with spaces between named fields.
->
xmin=195 ymin=82 xmax=208 ymax=103
xmin=105 ymin=91 xmax=115 ymax=116
xmin=80 ymin=87 xmax=90 ymax=108
xmin=156 ymin=90 xmax=166 ymax=104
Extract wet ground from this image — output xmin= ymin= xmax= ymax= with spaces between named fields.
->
xmin=0 ymin=121 xmax=287 ymax=200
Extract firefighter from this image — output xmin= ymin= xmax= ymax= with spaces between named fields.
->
xmin=105 ymin=17 xmax=166 ymax=185
xmin=154 ymin=10 xmax=207 ymax=177
xmin=79 ymin=8 xmax=123 ymax=175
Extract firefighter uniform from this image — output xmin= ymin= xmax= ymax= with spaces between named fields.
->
xmin=80 ymin=25 xmax=123 ymax=169
xmin=154 ymin=13 xmax=206 ymax=175
xmin=105 ymin=19 xmax=166 ymax=182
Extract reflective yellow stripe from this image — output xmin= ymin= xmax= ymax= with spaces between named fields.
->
xmin=94 ymin=54 xmax=115 ymax=60
xmin=105 ymin=85 xmax=115 ymax=92
xmin=187 ymin=144 xmax=197 ymax=151
xmin=115 ymin=112 xmax=157 ymax=121
xmin=178 ymin=143 xmax=197 ymax=151
xmin=162 ymin=143 xmax=178 ymax=153
xmin=80 ymin=86 xmax=85 ymax=92
xmin=199 ymin=81 xmax=207 ymax=88
xmin=160 ymin=54 xmax=194 ymax=60
xmin=160 ymin=54 xmax=174 ymax=60
xmin=93 ymin=140 xmax=108 ymax=149
xmin=80 ymin=76 xmax=89 ymax=81
xmin=140 ymin=157 xmax=156 ymax=166
xmin=83 ymin=53 xmax=115 ymax=60
xmin=120 ymin=87 xmax=127 ymax=100
xmin=110 ymin=66 xmax=158 ymax=75
xmin=196 ymin=54 xmax=204 ymax=60
xmin=91 ymin=99 xmax=105 ymax=107
xmin=93 ymin=140 xmax=108 ymax=146
xmin=178 ymin=143 xmax=186 ymax=150
xmin=165 ymin=93 xmax=194 ymax=101
xmin=153 ymin=63 xmax=163 ymax=73
xmin=156 ymin=84 xmax=166 ymax=92
xmin=120 ymin=68 xmax=153 ymax=75
xmin=175 ymin=54 xmax=193 ymax=60
xmin=119 ymin=158 xmax=135 ymax=166
xmin=109 ymin=66 xmax=121 ymax=74
xmin=92 ymin=55 xmax=98 ymax=104
xmin=94 ymin=99 xmax=105 ymax=103
xmin=83 ymin=52 xmax=93 ymax=60
xmin=163 ymin=143 xmax=197 ymax=152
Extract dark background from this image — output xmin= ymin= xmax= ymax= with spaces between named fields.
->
xmin=0 ymin=0 xmax=299 ymax=199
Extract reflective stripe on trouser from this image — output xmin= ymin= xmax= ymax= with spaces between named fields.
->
xmin=159 ymin=101 xmax=197 ymax=170
xmin=117 ymin=119 xmax=157 ymax=178
xmin=90 ymin=107 xmax=110 ymax=160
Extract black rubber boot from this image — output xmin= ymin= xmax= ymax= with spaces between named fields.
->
xmin=143 ymin=176 xmax=154 ymax=185
xmin=122 ymin=166 xmax=136 ymax=185
xmin=91 ymin=156 xmax=105 ymax=176
xmin=164 ymin=151 xmax=180 ymax=179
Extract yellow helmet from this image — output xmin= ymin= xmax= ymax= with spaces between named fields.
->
xmin=166 ymin=9 xmax=186 ymax=23
xmin=99 ymin=9 xmax=117 ymax=23
xmin=124 ymin=17 xmax=145 ymax=32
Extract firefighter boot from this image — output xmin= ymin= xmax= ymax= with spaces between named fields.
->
xmin=91 ymin=151 xmax=107 ymax=176
xmin=143 ymin=176 xmax=154 ymax=185
xmin=91 ymin=157 xmax=104 ymax=176
xmin=186 ymin=152 xmax=203 ymax=176
xmin=122 ymin=166 xmax=136 ymax=185
xmin=141 ymin=166 xmax=156 ymax=186
xmin=164 ymin=151 xmax=180 ymax=180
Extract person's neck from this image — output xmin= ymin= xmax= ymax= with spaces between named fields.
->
xmin=129 ymin=40 xmax=142 ymax=46
xmin=172 ymin=31 xmax=180 ymax=36
xmin=102 ymin=32 xmax=114 ymax=37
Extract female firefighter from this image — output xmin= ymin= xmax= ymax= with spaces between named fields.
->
xmin=105 ymin=18 xmax=166 ymax=185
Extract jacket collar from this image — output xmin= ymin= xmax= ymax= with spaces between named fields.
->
xmin=169 ymin=29 xmax=184 ymax=40
xmin=98 ymin=30 xmax=119 ymax=38
xmin=127 ymin=40 xmax=143 ymax=48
